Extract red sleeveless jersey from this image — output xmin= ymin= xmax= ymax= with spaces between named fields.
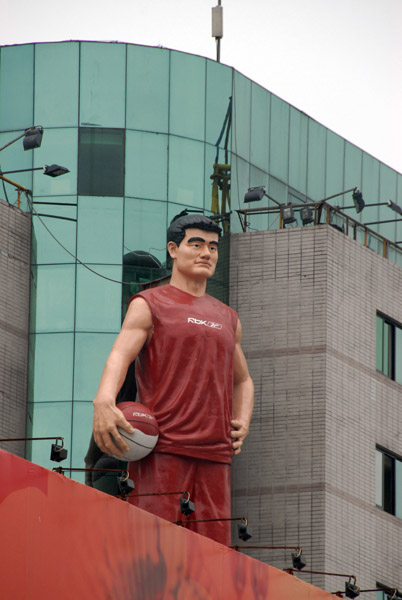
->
xmin=131 ymin=284 xmax=238 ymax=464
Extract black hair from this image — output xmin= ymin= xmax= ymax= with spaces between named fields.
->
xmin=167 ymin=213 xmax=222 ymax=246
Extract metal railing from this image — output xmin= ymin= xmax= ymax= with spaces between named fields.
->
xmin=236 ymin=202 xmax=402 ymax=267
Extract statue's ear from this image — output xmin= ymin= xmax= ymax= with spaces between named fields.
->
xmin=167 ymin=241 xmax=178 ymax=259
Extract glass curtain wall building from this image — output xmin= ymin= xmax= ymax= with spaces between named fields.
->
xmin=0 ymin=41 xmax=401 ymax=479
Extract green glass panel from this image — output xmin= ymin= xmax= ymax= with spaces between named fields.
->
xmin=71 ymin=401 xmax=94 ymax=483
xmin=376 ymin=315 xmax=383 ymax=372
xmin=361 ymin=153 xmax=379 ymax=229
xmin=205 ymin=60 xmax=233 ymax=147
xmin=31 ymin=264 xmax=76 ymax=333
xmin=232 ymin=71 xmax=251 ymax=162
xmin=0 ymin=45 xmax=34 ymax=131
xmin=395 ymin=325 xmax=402 ymax=385
xmin=30 ymin=333 xmax=74 ymax=402
xmin=77 ymin=196 xmax=123 ymax=264
xmin=78 ymin=128 xmax=125 ymax=197
xmin=169 ymin=51 xmax=206 ymax=140
xmin=75 ymin=265 xmax=122 ymax=332
xmin=289 ymin=108 xmax=308 ymax=195
xmin=126 ymin=45 xmax=169 ymax=133
xmin=125 ymin=131 xmax=168 ymax=200
xmin=0 ymin=131 xmax=33 ymax=187
xmin=307 ymin=120 xmax=326 ymax=200
xmin=250 ymin=83 xmax=270 ymax=172
xmin=32 ymin=200 xmax=77 ymax=264
xmin=396 ymin=173 xmax=402 ymax=244
xmin=270 ymin=95 xmax=289 ymax=183
xmin=378 ymin=164 xmax=398 ymax=242
xmin=73 ymin=333 xmax=117 ymax=401
xmin=344 ymin=142 xmax=362 ymax=206
xmin=325 ymin=131 xmax=345 ymax=198
xmin=32 ymin=127 xmax=78 ymax=196
xmin=205 ymin=142 xmax=232 ymax=216
xmin=124 ymin=198 xmax=167 ymax=267
xmin=80 ymin=42 xmax=126 ymax=128
xmin=230 ymin=156 xmax=250 ymax=234
xmin=168 ymin=136 xmax=204 ymax=208
xmin=396 ymin=458 xmax=402 ymax=518
xmin=34 ymin=42 xmax=79 ymax=127
xmin=26 ymin=401 xmax=72 ymax=471
xmin=375 ymin=449 xmax=383 ymax=507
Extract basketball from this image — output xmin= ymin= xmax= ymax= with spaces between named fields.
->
xmin=113 ymin=401 xmax=159 ymax=461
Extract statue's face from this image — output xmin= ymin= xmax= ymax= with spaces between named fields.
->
xmin=168 ymin=228 xmax=219 ymax=280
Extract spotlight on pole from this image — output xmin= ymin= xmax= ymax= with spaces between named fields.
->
xmin=352 ymin=188 xmax=365 ymax=213
xmin=180 ymin=492 xmax=195 ymax=516
xmin=300 ymin=206 xmax=314 ymax=226
xmin=387 ymin=200 xmax=402 ymax=216
xmin=50 ymin=440 xmax=68 ymax=463
xmin=117 ymin=472 xmax=135 ymax=496
xmin=43 ymin=164 xmax=70 ymax=177
xmin=23 ymin=126 xmax=44 ymax=151
xmin=291 ymin=547 xmax=306 ymax=570
xmin=238 ymin=518 xmax=252 ymax=541
xmin=281 ymin=203 xmax=297 ymax=226
xmin=345 ymin=578 xmax=360 ymax=599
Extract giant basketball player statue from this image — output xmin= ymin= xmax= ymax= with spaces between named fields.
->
xmin=92 ymin=214 xmax=254 ymax=545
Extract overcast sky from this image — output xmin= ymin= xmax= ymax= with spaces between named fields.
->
xmin=2 ymin=0 xmax=401 ymax=173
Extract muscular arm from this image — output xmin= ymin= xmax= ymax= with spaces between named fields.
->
xmin=230 ymin=319 xmax=254 ymax=455
xmin=93 ymin=297 xmax=153 ymax=458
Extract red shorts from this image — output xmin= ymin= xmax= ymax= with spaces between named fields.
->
xmin=128 ymin=452 xmax=231 ymax=546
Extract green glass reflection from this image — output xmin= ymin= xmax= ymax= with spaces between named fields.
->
xmin=395 ymin=325 xmax=402 ymax=385
xmin=77 ymin=196 xmax=123 ymax=264
xmin=78 ymin=128 xmax=125 ymax=197
xmin=124 ymin=197 xmax=167 ymax=266
xmin=33 ymin=128 xmax=78 ymax=196
xmin=289 ymin=108 xmax=308 ymax=195
xmin=376 ymin=315 xmax=383 ymax=372
xmin=205 ymin=59 xmax=233 ymax=146
xmin=71 ymin=401 xmax=94 ymax=483
xmin=125 ymin=131 xmax=168 ymax=200
xmin=307 ymin=120 xmax=326 ymax=200
xmin=26 ymin=401 xmax=72 ymax=471
xmin=0 ymin=45 xmax=34 ymax=131
xmin=32 ymin=201 xmax=77 ymax=264
xmin=0 ymin=131 xmax=33 ymax=190
xmin=126 ymin=45 xmax=169 ymax=133
xmin=34 ymin=42 xmax=79 ymax=127
xmin=344 ymin=142 xmax=362 ymax=198
xmin=31 ymin=264 xmax=76 ymax=333
xmin=30 ymin=333 xmax=74 ymax=402
xmin=75 ymin=265 xmax=122 ymax=332
xmin=270 ymin=95 xmax=289 ymax=183
xmin=168 ymin=136 xmax=205 ymax=208
xmin=232 ymin=72 xmax=251 ymax=162
xmin=169 ymin=51 xmax=206 ymax=140
xmin=325 ymin=131 xmax=344 ymax=198
xmin=250 ymin=83 xmax=270 ymax=172
xmin=73 ymin=333 xmax=117 ymax=401
xmin=80 ymin=42 xmax=126 ymax=128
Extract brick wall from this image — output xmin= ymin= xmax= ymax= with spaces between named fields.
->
xmin=230 ymin=225 xmax=402 ymax=594
xmin=0 ymin=200 xmax=31 ymax=457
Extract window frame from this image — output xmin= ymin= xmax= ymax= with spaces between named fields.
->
xmin=376 ymin=446 xmax=402 ymax=518
xmin=376 ymin=312 xmax=402 ymax=383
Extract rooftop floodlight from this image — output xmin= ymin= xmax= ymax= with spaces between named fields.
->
xmin=300 ymin=206 xmax=314 ymax=226
xmin=345 ymin=578 xmax=360 ymax=599
xmin=117 ymin=471 xmax=135 ymax=496
xmin=23 ymin=126 xmax=44 ymax=151
xmin=50 ymin=439 xmax=68 ymax=463
xmin=244 ymin=186 xmax=266 ymax=203
xmin=291 ymin=547 xmax=306 ymax=570
xmin=238 ymin=518 xmax=252 ymax=541
xmin=180 ymin=492 xmax=195 ymax=516
xmin=43 ymin=164 xmax=70 ymax=177
xmin=352 ymin=187 xmax=365 ymax=213
xmin=387 ymin=200 xmax=402 ymax=216
xmin=280 ymin=203 xmax=297 ymax=226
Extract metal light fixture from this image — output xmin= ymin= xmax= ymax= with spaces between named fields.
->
xmin=237 ymin=517 xmax=252 ymax=541
xmin=345 ymin=578 xmax=360 ymax=599
xmin=50 ymin=441 xmax=68 ymax=462
xmin=300 ymin=206 xmax=314 ymax=226
xmin=281 ymin=203 xmax=297 ymax=226
xmin=117 ymin=472 xmax=135 ymax=496
xmin=23 ymin=126 xmax=44 ymax=150
xmin=180 ymin=492 xmax=195 ymax=516
xmin=0 ymin=125 xmax=44 ymax=153
xmin=244 ymin=186 xmax=266 ymax=203
xmin=1 ymin=164 xmax=69 ymax=178
xmin=291 ymin=547 xmax=306 ymax=570
xmin=387 ymin=200 xmax=402 ymax=216
xmin=352 ymin=188 xmax=365 ymax=213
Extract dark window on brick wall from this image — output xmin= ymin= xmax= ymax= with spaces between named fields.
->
xmin=376 ymin=447 xmax=402 ymax=518
xmin=376 ymin=313 xmax=402 ymax=384
xmin=78 ymin=128 xmax=125 ymax=197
